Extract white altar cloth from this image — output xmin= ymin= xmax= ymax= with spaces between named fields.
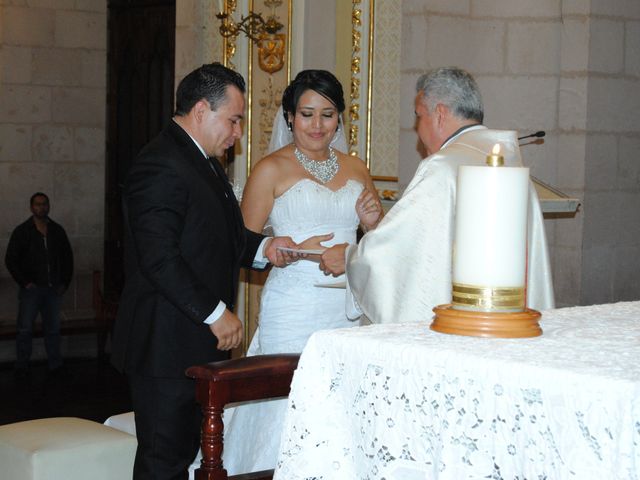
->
xmin=274 ymin=302 xmax=640 ymax=479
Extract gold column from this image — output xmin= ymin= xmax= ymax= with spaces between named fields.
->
xmin=231 ymin=0 xmax=292 ymax=354
xmin=347 ymin=0 xmax=375 ymax=167
xmin=221 ymin=0 xmax=239 ymax=69
xmin=365 ymin=0 xmax=375 ymax=168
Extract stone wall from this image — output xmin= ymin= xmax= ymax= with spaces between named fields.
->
xmin=0 ymin=1 xmax=107 ymax=325
xmin=175 ymin=0 xmax=222 ymax=86
xmin=400 ymin=0 xmax=640 ymax=306
xmin=579 ymin=0 xmax=640 ymax=304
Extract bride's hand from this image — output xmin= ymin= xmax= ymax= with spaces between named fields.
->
xmin=356 ymin=189 xmax=383 ymax=231
xmin=297 ymin=233 xmax=335 ymax=256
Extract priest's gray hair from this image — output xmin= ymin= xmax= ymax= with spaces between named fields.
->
xmin=416 ymin=67 xmax=484 ymax=123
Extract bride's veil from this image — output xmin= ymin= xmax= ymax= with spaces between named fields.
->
xmin=267 ymin=105 xmax=349 ymax=155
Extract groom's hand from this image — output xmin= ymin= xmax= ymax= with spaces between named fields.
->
xmin=210 ymin=309 xmax=243 ymax=351
xmin=320 ymin=243 xmax=348 ymax=277
xmin=264 ymin=236 xmax=300 ymax=267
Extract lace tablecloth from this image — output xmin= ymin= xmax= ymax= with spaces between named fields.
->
xmin=274 ymin=302 xmax=640 ymax=479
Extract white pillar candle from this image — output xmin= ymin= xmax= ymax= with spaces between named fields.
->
xmin=452 ymin=156 xmax=529 ymax=312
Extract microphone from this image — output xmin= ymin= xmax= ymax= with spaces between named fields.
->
xmin=518 ymin=131 xmax=546 ymax=141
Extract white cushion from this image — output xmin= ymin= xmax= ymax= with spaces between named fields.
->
xmin=103 ymin=412 xmax=136 ymax=436
xmin=0 ymin=417 xmax=136 ymax=480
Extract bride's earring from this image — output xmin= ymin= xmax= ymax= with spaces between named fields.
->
xmin=287 ymin=122 xmax=293 ymax=131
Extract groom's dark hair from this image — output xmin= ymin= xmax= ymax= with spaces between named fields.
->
xmin=174 ymin=62 xmax=246 ymax=116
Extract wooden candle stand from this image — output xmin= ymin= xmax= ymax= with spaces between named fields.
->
xmin=430 ymin=304 xmax=542 ymax=338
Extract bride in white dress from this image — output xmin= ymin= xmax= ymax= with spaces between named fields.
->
xmin=221 ymin=70 xmax=383 ymax=475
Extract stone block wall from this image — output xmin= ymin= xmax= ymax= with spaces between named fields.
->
xmin=579 ymin=4 xmax=640 ymax=304
xmin=400 ymin=0 xmax=640 ymax=306
xmin=0 ymin=1 xmax=107 ymax=324
xmin=175 ymin=0 xmax=222 ymax=86
xmin=400 ymin=0 xmax=563 ymax=183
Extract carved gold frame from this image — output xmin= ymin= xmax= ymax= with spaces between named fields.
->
xmin=347 ymin=0 xmax=375 ymax=169
xmin=339 ymin=0 xmax=398 ymax=184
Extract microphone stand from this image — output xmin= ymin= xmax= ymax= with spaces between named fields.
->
xmin=518 ymin=130 xmax=546 ymax=141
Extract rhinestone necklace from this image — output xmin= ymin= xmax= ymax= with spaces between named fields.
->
xmin=294 ymin=146 xmax=339 ymax=184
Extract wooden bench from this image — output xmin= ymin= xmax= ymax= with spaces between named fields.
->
xmin=186 ymin=354 xmax=301 ymax=480
xmin=0 ymin=271 xmax=118 ymax=358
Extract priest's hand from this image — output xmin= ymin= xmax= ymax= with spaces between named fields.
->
xmin=356 ymin=188 xmax=383 ymax=232
xmin=210 ymin=309 xmax=243 ymax=351
xmin=320 ymin=243 xmax=348 ymax=277
xmin=264 ymin=236 xmax=300 ymax=267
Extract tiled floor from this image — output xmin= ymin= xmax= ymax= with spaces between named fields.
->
xmin=0 ymin=356 xmax=132 ymax=426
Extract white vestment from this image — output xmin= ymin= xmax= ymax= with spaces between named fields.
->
xmin=346 ymin=127 xmax=555 ymax=324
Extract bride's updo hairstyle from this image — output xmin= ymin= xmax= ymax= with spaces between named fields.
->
xmin=281 ymin=70 xmax=346 ymax=128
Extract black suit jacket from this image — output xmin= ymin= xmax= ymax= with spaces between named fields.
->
xmin=111 ymin=120 xmax=264 ymax=378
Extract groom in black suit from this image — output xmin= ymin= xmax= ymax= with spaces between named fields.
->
xmin=111 ymin=63 xmax=297 ymax=479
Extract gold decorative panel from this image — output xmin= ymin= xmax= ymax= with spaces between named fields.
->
xmin=337 ymin=0 xmax=400 ymax=181
xmin=369 ymin=0 xmax=400 ymax=179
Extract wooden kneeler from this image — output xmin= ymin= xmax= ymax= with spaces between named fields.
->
xmin=186 ymin=354 xmax=300 ymax=480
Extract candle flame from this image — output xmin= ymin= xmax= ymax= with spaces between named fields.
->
xmin=492 ymin=144 xmax=501 ymax=155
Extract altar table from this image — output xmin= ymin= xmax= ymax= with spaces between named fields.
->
xmin=274 ymin=302 xmax=640 ymax=479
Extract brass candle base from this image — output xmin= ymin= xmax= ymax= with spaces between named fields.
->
xmin=430 ymin=304 xmax=542 ymax=338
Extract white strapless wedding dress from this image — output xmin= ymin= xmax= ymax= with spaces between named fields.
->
xmin=221 ymin=178 xmax=363 ymax=475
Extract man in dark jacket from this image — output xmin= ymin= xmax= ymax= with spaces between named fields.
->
xmin=5 ymin=192 xmax=73 ymax=375
xmin=111 ymin=63 xmax=298 ymax=479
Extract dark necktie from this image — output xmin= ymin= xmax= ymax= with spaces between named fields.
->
xmin=208 ymin=157 xmax=231 ymax=200
xmin=208 ymin=156 xmax=242 ymax=242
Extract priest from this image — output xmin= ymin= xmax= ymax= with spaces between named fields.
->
xmin=319 ymin=67 xmax=555 ymax=323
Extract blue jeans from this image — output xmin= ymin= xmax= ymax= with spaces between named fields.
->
xmin=15 ymin=286 xmax=63 ymax=370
